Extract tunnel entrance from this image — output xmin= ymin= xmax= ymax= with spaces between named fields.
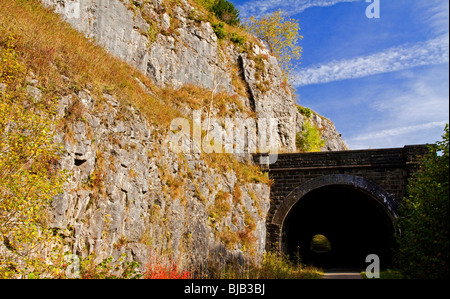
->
xmin=282 ymin=185 xmax=396 ymax=270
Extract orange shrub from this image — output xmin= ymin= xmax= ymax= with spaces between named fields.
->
xmin=144 ymin=248 xmax=191 ymax=279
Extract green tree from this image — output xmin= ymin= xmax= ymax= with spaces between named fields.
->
xmin=396 ymin=124 xmax=449 ymax=279
xmin=296 ymin=121 xmax=325 ymax=153
xmin=246 ymin=10 xmax=302 ymax=79
xmin=212 ymin=0 xmax=240 ymax=26
xmin=195 ymin=0 xmax=240 ymax=26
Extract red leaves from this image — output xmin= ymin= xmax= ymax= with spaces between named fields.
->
xmin=144 ymin=249 xmax=191 ymax=279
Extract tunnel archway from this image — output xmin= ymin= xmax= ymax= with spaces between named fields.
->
xmin=276 ymin=175 xmax=397 ymax=269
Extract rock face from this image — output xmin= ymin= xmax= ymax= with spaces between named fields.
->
xmin=50 ymin=86 xmax=270 ymax=271
xmin=39 ymin=0 xmax=347 ymax=272
xmin=41 ymin=0 xmax=300 ymax=151
xmin=42 ymin=0 xmax=347 ymax=153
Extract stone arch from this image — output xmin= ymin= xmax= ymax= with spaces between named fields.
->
xmin=272 ymin=174 xmax=398 ymax=229
xmin=272 ymin=174 xmax=399 ymax=268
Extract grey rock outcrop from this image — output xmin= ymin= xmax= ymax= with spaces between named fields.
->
xmin=50 ymin=85 xmax=270 ymax=271
xmin=41 ymin=0 xmax=300 ymax=151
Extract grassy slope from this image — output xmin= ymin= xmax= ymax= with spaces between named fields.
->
xmin=1 ymin=0 xmax=180 ymax=128
xmin=0 ymin=0 xmax=269 ymax=183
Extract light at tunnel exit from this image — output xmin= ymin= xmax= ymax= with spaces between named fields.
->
xmin=282 ymin=185 xmax=395 ymax=269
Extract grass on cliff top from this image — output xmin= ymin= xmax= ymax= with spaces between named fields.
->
xmin=0 ymin=0 xmax=181 ymax=129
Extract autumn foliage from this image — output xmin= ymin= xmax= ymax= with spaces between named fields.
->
xmin=246 ymin=10 xmax=303 ymax=80
xmin=0 ymin=30 xmax=67 ymax=277
xmin=144 ymin=248 xmax=191 ymax=279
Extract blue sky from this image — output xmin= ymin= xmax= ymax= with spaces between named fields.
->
xmin=230 ymin=0 xmax=449 ymax=149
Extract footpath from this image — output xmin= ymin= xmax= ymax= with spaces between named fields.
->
xmin=322 ymin=268 xmax=363 ymax=279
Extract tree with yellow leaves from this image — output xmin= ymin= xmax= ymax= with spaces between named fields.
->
xmin=246 ymin=10 xmax=303 ymax=80
xmin=0 ymin=32 xmax=68 ymax=278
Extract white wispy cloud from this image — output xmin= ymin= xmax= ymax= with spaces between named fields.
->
xmin=294 ymin=34 xmax=449 ymax=87
xmin=348 ymin=121 xmax=448 ymax=143
xmin=417 ymin=0 xmax=449 ymax=36
xmin=238 ymin=0 xmax=361 ymax=19
xmin=343 ymin=65 xmax=449 ymax=150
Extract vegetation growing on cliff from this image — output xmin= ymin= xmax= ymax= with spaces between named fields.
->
xmin=297 ymin=105 xmax=312 ymax=118
xmin=296 ymin=121 xmax=325 ymax=153
xmin=246 ymin=10 xmax=303 ymax=80
xmin=0 ymin=31 xmax=67 ymax=278
xmin=195 ymin=0 xmax=240 ymax=26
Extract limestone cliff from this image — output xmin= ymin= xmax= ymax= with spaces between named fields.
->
xmin=41 ymin=0 xmax=299 ymax=151
xmin=27 ymin=0 xmax=347 ymax=273
xmin=41 ymin=0 xmax=346 ymax=152
xmin=48 ymin=83 xmax=270 ymax=271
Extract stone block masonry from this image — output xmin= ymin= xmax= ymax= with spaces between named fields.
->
xmin=254 ymin=145 xmax=430 ymax=231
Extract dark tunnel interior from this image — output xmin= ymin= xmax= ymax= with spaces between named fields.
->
xmin=282 ymin=185 xmax=396 ymax=270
